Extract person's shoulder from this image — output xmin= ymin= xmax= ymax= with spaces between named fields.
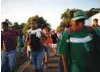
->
xmin=62 ymin=30 xmax=68 ymax=37
xmin=98 ymin=26 xmax=100 ymax=28
xmin=9 ymin=30 xmax=14 ymax=34
xmin=36 ymin=28 xmax=42 ymax=32
xmin=97 ymin=26 xmax=100 ymax=31
xmin=85 ymin=26 xmax=93 ymax=32
xmin=30 ymin=28 xmax=41 ymax=34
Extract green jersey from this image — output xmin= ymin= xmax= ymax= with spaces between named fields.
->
xmin=17 ymin=39 xmax=23 ymax=48
xmin=57 ymin=26 xmax=99 ymax=72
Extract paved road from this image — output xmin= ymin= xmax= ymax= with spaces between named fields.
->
xmin=16 ymin=54 xmax=28 ymax=69
xmin=17 ymin=55 xmax=60 ymax=72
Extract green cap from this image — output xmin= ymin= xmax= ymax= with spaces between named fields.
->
xmin=71 ymin=9 xmax=87 ymax=20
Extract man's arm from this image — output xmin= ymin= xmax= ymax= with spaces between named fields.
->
xmin=40 ymin=31 xmax=47 ymax=44
xmin=62 ymin=55 xmax=68 ymax=72
xmin=57 ymin=31 xmax=68 ymax=72
xmin=24 ymin=33 xmax=29 ymax=50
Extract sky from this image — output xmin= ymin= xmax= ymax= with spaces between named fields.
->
xmin=1 ymin=0 xmax=100 ymax=29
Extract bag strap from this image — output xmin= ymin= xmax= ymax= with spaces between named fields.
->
xmin=66 ymin=28 xmax=72 ymax=71
xmin=66 ymin=28 xmax=71 ymax=36
xmin=66 ymin=28 xmax=71 ymax=50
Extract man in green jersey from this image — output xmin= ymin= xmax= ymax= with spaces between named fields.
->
xmin=57 ymin=9 xmax=100 ymax=72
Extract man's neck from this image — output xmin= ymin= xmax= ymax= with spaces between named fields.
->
xmin=93 ymin=24 xmax=99 ymax=27
xmin=71 ymin=27 xmax=83 ymax=33
xmin=31 ymin=27 xmax=37 ymax=30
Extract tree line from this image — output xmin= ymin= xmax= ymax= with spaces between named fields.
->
xmin=56 ymin=8 xmax=100 ymax=32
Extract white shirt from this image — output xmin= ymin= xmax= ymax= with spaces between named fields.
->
xmin=27 ymin=28 xmax=42 ymax=38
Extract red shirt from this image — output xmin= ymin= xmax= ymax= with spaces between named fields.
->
xmin=45 ymin=37 xmax=52 ymax=45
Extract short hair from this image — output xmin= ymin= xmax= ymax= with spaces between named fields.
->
xmin=93 ymin=18 xmax=98 ymax=22
xmin=27 ymin=17 xmax=38 ymax=25
xmin=33 ymin=19 xmax=38 ymax=24
xmin=2 ymin=22 xmax=8 ymax=26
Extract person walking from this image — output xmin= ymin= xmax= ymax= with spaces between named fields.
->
xmin=92 ymin=18 xmax=100 ymax=36
xmin=1 ymin=22 xmax=17 ymax=72
xmin=25 ymin=18 xmax=44 ymax=72
xmin=17 ymin=36 xmax=24 ymax=57
xmin=42 ymin=28 xmax=53 ymax=68
xmin=57 ymin=9 xmax=100 ymax=72
xmin=51 ymin=30 xmax=58 ymax=55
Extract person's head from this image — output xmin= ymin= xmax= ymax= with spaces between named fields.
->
xmin=2 ymin=22 xmax=9 ymax=31
xmin=43 ymin=27 xmax=50 ymax=36
xmin=51 ymin=30 xmax=55 ymax=35
xmin=17 ymin=36 xmax=21 ymax=40
xmin=93 ymin=18 xmax=98 ymax=26
xmin=43 ymin=28 xmax=49 ymax=33
xmin=29 ymin=18 xmax=38 ymax=29
xmin=71 ymin=9 xmax=87 ymax=32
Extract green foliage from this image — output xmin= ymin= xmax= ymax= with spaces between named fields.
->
xmin=13 ymin=22 xmax=19 ymax=29
xmin=56 ymin=9 xmax=75 ymax=32
xmin=19 ymin=23 xmax=26 ymax=30
xmin=85 ymin=8 xmax=100 ymax=18
xmin=5 ymin=19 xmax=13 ymax=28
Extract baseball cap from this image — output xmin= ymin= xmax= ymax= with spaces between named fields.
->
xmin=71 ymin=9 xmax=87 ymax=20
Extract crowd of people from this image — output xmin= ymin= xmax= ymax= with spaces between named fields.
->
xmin=1 ymin=9 xmax=100 ymax=72
xmin=1 ymin=18 xmax=58 ymax=72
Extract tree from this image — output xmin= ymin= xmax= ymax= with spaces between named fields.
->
xmin=85 ymin=8 xmax=100 ymax=18
xmin=22 ymin=15 xmax=51 ymax=35
xmin=13 ymin=22 xmax=19 ymax=29
xmin=5 ymin=19 xmax=13 ymax=27
xmin=38 ymin=17 xmax=47 ymax=28
xmin=19 ymin=23 xmax=25 ymax=30
xmin=56 ymin=9 xmax=75 ymax=32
